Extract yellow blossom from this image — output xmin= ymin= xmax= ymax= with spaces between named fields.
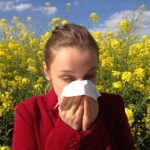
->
xmin=37 ymin=51 xmax=43 ymax=58
xmin=121 ymin=72 xmax=132 ymax=82
xmin=16 ymin=23 xmax=24 ymax=28
xmin=12 ymin=16 xmax=19 ymax=22
xmin=133 ymin=68 xmax=144 ymax=81
xmin=106 ymin=31 xmax=113 ymax=36
xmin=0 ymin=146 xmax=10 ymax=150
xmin=140 ymin=4 xmax=145 ymax=11
xmin=111 ymin=70 xmax=121 ymax=78
xmin=111 ymin=39 xmax=120 ymax=49
xmin=66 ymin=2 xmax=71 ymax=8
xmin=132 ymin=82 xmax=145 ymax=92
xmin=33 ymin=83 xmax=42 ymax=91
xmin=96 ymin=84 xmax=104 ymax=91
xmin=0 ymin=107 xmax=3 ymax=117
xmin=142 ymin=35 xmax=148 ymax=41
xmin=0 ymin=18 xmax=8 ymax=25
xmin=51 ymin=18 xmax=61 ymax=25
xmin=119 ymin=19 xmax=130 ymax=32
xmin=112 ymin=81 xmax=122 ymax=89
xmin=89 ymin=12 xmax=99 ymax=22
xmin=145 ymin=104 xmax=150 ymax=132
xmin=27 ymin=66 xmax=37 ymax=74
xmin=45 ymin=2 xmax=51 ymax=7
xmin=21 ymin=77 xmax=30 ymax=85
xmin=92 ymin=32 xmax=101 ymax=40
xmin=61 ymin=20 xmax=68 ymax=25
xmin=27 ymin=17 xmax=32 ymax=22
xmin=125 ymin=107 xmax=134 ymax=126
xmin=101 ymin=57 xmax=113 ymax=68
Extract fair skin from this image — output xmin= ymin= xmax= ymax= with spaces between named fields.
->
xmin=43 ymin=46 xmax=99 ymax=131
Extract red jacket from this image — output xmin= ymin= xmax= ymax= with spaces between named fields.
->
xmin=12 ymin=88 xmax=135 ymax=150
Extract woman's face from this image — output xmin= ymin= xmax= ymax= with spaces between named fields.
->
xmin=44 ymin=47 xmax=98 ymax=99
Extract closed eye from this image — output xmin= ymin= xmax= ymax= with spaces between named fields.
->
xmin=60 ymin=75 xmax=75 ymax=82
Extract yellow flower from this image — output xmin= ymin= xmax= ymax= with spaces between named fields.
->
xmin=140 ymin=4 xmax=145 ymax=11
xmin=66 ymin=2 xmax=71 ymax=8
xmin=21 ymin=77 xmax=30 ymax=85
xmin=27 ymin=17 xmax=32 ymax=22
xmin=0 ymin=18 xmax=8 ymax=25
xmin=27 ymin=58 xmax=36 ymax=65
xmin=121 ymin=72 xmax=132 ymax=82
xmin=142 ymin=35 xmax=148 ymax=41
xmin=111 ymin=70 xmax=121 ymax=78
xmin=12 ymin=16 xmax=19 ymax=22
xmin=145 ymin=104 xmax=150 ymax=132
xmin=27 ymin=66 xmax=37 ymax=74
xmin=89 ymin=12 xmax=99 ymax=22
xmin=45 ymin=2 xmax=51 ymax=7
xmin=128 ymin=43 xmax=143 ymax=57
xmin=16 ymin=23 xmax=24 ymax=28
xmin=133 ymin=68 xmax=144 ymax=81
xmin=61 ymin=20 xmax=68 ymax=25
xmin=37 ymin=51 xmax=43 ymax=58
xmin=119 ymin=19 xmax=130 ymax=32
xmin=132 ymin=82 xmax=145 ymax=92
xmin=51 ymin=18 xmax=61 ymax=25
xmin=0 ymin=146 xmax=10 ymax=150
xmin=0 ymin=107 xmax=3 ymax=117
xmin=112 ymin=81 xmax=122 ymax=89
xmin=96 ymin=84 xmax=104 ymax=91
xmin=92 ymin=32 xmax=101 ymax=40
xmin=0 ymin=50 xmax=5 ymax=57
xmin=33 ymin=83 xmax=42 ymax=91
xmin=8 ymin=43 xmax=19 ymax=50
xmin=111 ymin=39 xmax=120 ymax=49
xmin=101 ymin=57 xmax=113 ymax=68
xmin=106 ymin=31 xmax=113 ymax=36
xmin=125 ymin=107 xmax=134 ymax=126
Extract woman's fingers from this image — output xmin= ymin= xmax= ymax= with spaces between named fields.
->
xmin=59 ymin=96 xmax=84 ymax=131
xmin=82 ymin=96 xmax=99 ymax=131
xmin=75 ymin=98 xmax=84 ymax=118
xmin=59 ymin=96 xmax=82 ymax=111
xmin=69 ymin=96 xmax=82 ymax=114
xmin=59 ymin=96 xmax=68 ymax=109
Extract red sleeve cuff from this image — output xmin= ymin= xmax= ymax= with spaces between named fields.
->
xmin=80 ymin=116 xmax=111 ymax=149
xmin=45 ymin=116 xmax=81 ymax=150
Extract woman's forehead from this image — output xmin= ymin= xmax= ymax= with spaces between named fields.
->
xmin=49 ymin=47 xmax=97 ymax=74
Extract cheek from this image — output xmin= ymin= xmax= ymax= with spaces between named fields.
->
xmin=50 ymin=76 xmax=67 ymax=99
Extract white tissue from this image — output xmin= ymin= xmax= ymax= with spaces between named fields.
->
xmin=60 ymin=80 xmax=101 ymax=100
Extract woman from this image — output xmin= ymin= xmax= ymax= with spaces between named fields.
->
xmin=12 ymin=23 xmax=135 ymax=150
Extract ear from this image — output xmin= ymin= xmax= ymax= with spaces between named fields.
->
xmin=43 ymin=61 xmax=51 ymax=81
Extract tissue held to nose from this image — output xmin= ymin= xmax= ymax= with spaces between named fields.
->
xmin=60 ymin=80 xmax=101 ymax=101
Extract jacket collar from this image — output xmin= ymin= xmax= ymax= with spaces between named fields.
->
xmin=44 ymin=88 xmax=58 ymax=112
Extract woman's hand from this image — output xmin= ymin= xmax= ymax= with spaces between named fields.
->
xmin=82 ymin=96 xmax=99 ymax=131
xmin=58 ymin=96 xmax=99 ymax=131
xmin=59 ymin=96 xmax=84 ymax=131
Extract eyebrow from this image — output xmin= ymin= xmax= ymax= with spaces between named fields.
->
xmin=59 ymin=66 xmax=97 ymax=73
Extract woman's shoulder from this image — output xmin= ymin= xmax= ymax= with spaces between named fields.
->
xmin=98 ymin=92 xmax=125 ymax=112
xmin=99 ymin=92 xmax=123 ymax=103
xmin=17 ymin=93 xmax=46 ymax=106
xmin=15 ymin=93 xmax=49 ymax=117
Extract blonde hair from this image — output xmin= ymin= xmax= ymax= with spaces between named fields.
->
xmin=44 ymin=23 xmax=99 ymax=68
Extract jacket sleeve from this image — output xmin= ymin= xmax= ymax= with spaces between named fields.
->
xmin=114 ymin=95 xmax=135 ymax=150
xmin=12 ymin=102 xmax=82 ymax=150
xmin=79 ymin=95 xmax=136 ymax=150
xmin=12 ymin=103 xmax=37 ymax=150
xmin=80 ymin=117 xmax=111 ymax=150
xmin=45 ymin=116 xmax=81 ymax=150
